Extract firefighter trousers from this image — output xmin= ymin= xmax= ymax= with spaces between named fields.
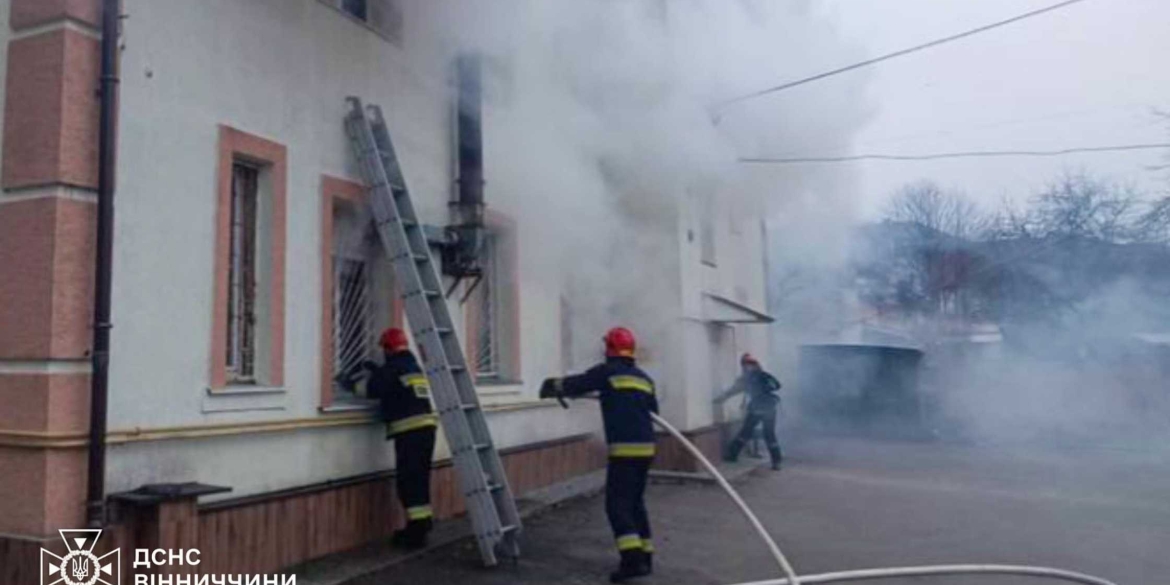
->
xmin=728 ymin=410 xmax=782 ymax=465
xmin=606 ymin=457 xmax=653 ymax=554
xmin=393 ymin=427 xmax=437 ymax=529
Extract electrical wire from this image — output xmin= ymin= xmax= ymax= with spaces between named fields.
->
xmin=739 ymin=143 xmax=1170 ymax=164
xmin=712 ymin=0 xmax=1091 ymax=112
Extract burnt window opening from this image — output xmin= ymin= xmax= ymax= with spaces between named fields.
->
xmin=226 ymin=163 xmax=260 ymax=383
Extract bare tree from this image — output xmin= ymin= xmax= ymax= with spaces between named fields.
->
xmin=1027 ymin=172 xmax=1142 ymax=243
xmin=883 ymin=180 xmax=988 ymax=239
xmin=1134 ymin=196 xmax=1170 ymax=244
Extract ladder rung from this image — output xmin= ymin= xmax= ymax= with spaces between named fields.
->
xmin=412 ymin=254 xmax=428 ymax=262
xmin=501 ymin=525 xmax=518 ymax=535
xmin=450 ymin=365 xmax=466 ymax=372
xmin=474 ymin=443 xmax=490 ymax=451
xmin=423 ymin=289 xmax=441 ymax=298
xmin=488 ymin=483 xmax=503 ymax=492
xmin=402 ymin=219 xmax=417 ymax=228
xmin=435 ymin=327 xmax=453 ymax=335
xmin=460 ymin=403 xmax=478 ymax=411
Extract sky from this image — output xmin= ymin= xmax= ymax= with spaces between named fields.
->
xmin=773 ymin=0 xmax=1170 ymax=220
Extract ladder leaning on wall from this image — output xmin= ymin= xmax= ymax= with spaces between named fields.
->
xmin=343 ymin=97 xmax=522 ymax=566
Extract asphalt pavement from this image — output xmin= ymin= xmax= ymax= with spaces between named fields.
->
xmin=350 ymin=435 xmax=1170 ymax=585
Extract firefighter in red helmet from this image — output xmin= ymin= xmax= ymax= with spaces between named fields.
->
xmin=366 ymin=327 xmax=438 ymax=549
xmin=540 ymin=327 xmax=658 ymax=582
xmin=715 ymin=352 xmax=784 ymax=470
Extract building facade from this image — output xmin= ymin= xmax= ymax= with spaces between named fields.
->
xmin=0 ymin=0 xmax=771 ymax=580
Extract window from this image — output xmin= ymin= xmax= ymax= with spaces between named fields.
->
xmin=226 ymin=163 xmax=260 ymax=383
xmin=465 ymin=218 xmax=520 ymax=384
xmin=334 ymin=257 xmax=372 ymax=389
xmin=700 ymin=192 xmax=717 ymax=266
xmin=560 ymin=295 xmax=573 ymax=373
xmin=212 ymin=126 xmax=286 ymax=391
xmin=341 ymin=0 xmax=367 ymax=20
xmin=474 ymin=234 xmax=501 ymax=378
xmin=327 ymin=191 xmax=398 ymax=403
xmin=323 ymin=0 xmax=403 ymax=42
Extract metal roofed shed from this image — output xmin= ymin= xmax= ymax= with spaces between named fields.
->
xmin=797 ymin=344 xmax=928 ymax=440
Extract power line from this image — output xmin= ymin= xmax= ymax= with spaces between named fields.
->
xmin=739 ymin=143 xmax=1170 ymax=165
xmin=713 ymin=0 xmax=1091 ymax=112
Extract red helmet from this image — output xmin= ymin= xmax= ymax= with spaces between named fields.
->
xmin=604 ymin=327 xmax=637 ymax=358
xmin=379 ymin=327 xmax=409 ymax=352
xmin=741 ymin=353 xmax=759 ymax=367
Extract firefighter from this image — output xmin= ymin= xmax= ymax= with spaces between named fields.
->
xmin=540 ymin=327 xmax=658 ymax=583
xmin=366 ymin=327 xmax=438 ymax=549
xmin=715 ymin=353 xmax=784 ymax=470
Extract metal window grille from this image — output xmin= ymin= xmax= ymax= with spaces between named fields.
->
xmin=334 ymin=256 xmax=373 ymax=390
xmin=474 ymin=235 xmax=500 ymax=379
xmin=226 ymin=163 xmax=259 ymax=382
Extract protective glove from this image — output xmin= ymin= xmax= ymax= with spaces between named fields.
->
xmin=539 ymin=378 xmax=562 ymax=400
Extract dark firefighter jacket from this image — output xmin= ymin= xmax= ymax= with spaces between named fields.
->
xmin=559 ymin=357 xmax=659 ymax=458
xmin=722 ymin=370 xmax=781 ymax=416
xmin=367 ymin=350 xmax=437 ymax=438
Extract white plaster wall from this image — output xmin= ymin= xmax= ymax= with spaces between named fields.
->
xmin=105 ymin=0 xmax=597 ymax=498
xmin=672 ymin=189 xmax=773 ymax=431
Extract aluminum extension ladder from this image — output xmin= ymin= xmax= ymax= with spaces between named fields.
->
xmin=344 ymin=97 xmax=521 ymax=566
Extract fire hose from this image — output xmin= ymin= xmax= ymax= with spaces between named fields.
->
xmin=556 ymin=394 xmax=1120 ymax=584
xmin=649 ymin=411 xmax=1118 ymax=585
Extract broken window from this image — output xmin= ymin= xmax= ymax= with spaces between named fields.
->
xmin=226 ymin=163 xmax=259 ymax=383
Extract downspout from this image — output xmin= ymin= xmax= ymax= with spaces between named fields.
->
xmin=86 ymin=0 xmax=121 ymax=528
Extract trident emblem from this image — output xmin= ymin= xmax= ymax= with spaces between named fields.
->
xmin=71 ymin=558 xmax=89 ymax=581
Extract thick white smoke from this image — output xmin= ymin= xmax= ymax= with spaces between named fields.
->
xmin=404 ymin=1 xmax=874 ymax=374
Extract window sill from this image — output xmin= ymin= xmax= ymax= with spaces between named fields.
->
xmin=476 ymin=377 xmax=524 ymax=387
xmin=202 ymin=385 xmax=287 ymax=414
xmin=482 ymin=400 xmax=562 ymax=414
xmin=206 ymin=385 xmax=286 ymax=397
xmin=320 ymin=401 xmax=377 ymax=414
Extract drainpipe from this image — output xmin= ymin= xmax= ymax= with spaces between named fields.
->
xmin=86 ymin=0 xmax=121 ymax=528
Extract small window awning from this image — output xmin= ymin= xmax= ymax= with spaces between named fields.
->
xmin=701 ymin=293 xmax=775 ymax=324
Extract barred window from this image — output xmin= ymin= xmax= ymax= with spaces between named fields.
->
xmin=334 ymin=256 xmax=373 ymax=388
xmin=474 ymin=234 xmax=501 ymax=379
xmin=330 ymin=200 xmax=396 ymax=401
xmin=226 ymin=163 xmax=259 ymax=383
